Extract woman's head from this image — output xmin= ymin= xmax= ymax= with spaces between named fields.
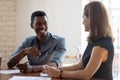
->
xmin=83 ymin=1 xmax=114 ymax=42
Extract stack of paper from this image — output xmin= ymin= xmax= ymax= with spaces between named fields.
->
xmin=9 ymin=76 xmax=51 ymax=80
xmin=40 ymin=73 xmax=49 ymax=77
xmin=0 ymin=69 xmax=20 ymax=74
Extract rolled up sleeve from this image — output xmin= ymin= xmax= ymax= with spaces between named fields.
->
xmin=49 ymin=38 xmax=66 ymax=66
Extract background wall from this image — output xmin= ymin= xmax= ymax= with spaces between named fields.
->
xmin=16 ymin=0 xmax=82 ymax=47
xmin=0 ymin=0 xmax=16 ymax=68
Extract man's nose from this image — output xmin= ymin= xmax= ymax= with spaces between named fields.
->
xmin=38 ymin=24 xmax=45 ymax=29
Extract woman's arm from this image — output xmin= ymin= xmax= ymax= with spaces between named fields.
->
xmin=47 ymin=46 xmax=108 ymax=80
xmin=62 ymin=58 xmax=84 ymax=71
xmin=61 ymin=46 xmax=108 ymax=80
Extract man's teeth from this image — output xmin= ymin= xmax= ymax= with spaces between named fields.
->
xmin=39 ymin=30 xmax=44 ymax=32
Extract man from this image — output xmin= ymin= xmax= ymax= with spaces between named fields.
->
xmin=7 ymin=11 xmax=66 ymax=73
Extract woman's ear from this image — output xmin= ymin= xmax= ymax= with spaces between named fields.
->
xmin=30 ymin=23 xmax=34 ymax=29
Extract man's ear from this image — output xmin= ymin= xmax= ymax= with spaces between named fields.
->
xmin=30 ymin=23 xmax=34 ymax=29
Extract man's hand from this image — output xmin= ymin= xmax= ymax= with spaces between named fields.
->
xmin=24 ymin=46 xmax=41 ymax=58
xmin=16 ymin=62 xmax=32 ymax=73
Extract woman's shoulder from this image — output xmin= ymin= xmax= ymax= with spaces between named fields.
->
xmin=96 ymin=37 xmax=112 ymax=43
xmin=94 ymin=37 xmax=113 ymax=49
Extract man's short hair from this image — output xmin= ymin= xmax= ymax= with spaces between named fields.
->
xmin=31 ymin=11 xmax=47 ymax=23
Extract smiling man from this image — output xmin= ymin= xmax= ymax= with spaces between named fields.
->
xmin=7 ymin=11 xmax=66 ymax=73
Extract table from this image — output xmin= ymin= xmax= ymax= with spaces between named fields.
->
xmin=0 ymin=72 xmax=39 ymax=80
xmin=0 ymin=69 xmax=73 ymax=80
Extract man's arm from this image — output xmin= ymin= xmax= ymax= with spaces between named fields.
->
xmin=30 ymin=62 xmax=57 ymax=73
xmin=16 ymin=38 xmax=66 ymax=73
xmin=16 ymin=62 xmax=58 ymax=73
xmin=49 ymin=38 xmax=66 ymax=67
xmin=7 ymin=49 xmax=26 ymax=68
xmin=7 ymin=46 xmax=40 ymax=68
xmin=46 ymin=62 xmax=58 ymax=67
xmin=7 ymin=38 xmax=28 ymax=68
xmin=39 ymin=38 xmax=66 ymax=73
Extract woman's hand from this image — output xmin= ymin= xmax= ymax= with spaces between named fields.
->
xmin=24 ymin=46 xmax=41 ymax=58
xmin=46 ymin=67 xmax=60 ymax=78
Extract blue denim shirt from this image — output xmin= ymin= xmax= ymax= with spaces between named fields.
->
xmin=11 ymin=32 xmax=66 ymax=66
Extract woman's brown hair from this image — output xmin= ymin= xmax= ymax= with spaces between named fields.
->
xmin=84 ymin=1 xmax=114 ymax=42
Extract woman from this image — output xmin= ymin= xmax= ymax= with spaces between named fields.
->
xmin=46 ymin=1 xmax=114 ymax=80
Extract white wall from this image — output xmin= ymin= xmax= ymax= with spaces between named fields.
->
xmin=16 ymin=0 xmax=83 ymax=55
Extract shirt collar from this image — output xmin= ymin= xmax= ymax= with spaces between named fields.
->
xmin=42 ymin=32 xmax=50 ymax=43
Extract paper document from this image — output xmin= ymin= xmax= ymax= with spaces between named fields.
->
xmin=40 ymin=73 xmax=49 ymax=77
xmin=9 ymin=76 xmax=51 ymax=80
xmin=0 ymin=69 xmax=20 ymax=74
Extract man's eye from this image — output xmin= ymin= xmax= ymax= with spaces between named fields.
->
xmin=36 ymin=23 xmax=41 ymax=26
xmin=44 ymin=22 xmax=47 ymax=25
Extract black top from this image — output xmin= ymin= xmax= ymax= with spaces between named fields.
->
xmin=82 ymin=37 xmax=114 ymax=80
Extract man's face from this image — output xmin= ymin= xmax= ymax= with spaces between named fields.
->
xmin=31 ymin=16 xmax=48 ymax=40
